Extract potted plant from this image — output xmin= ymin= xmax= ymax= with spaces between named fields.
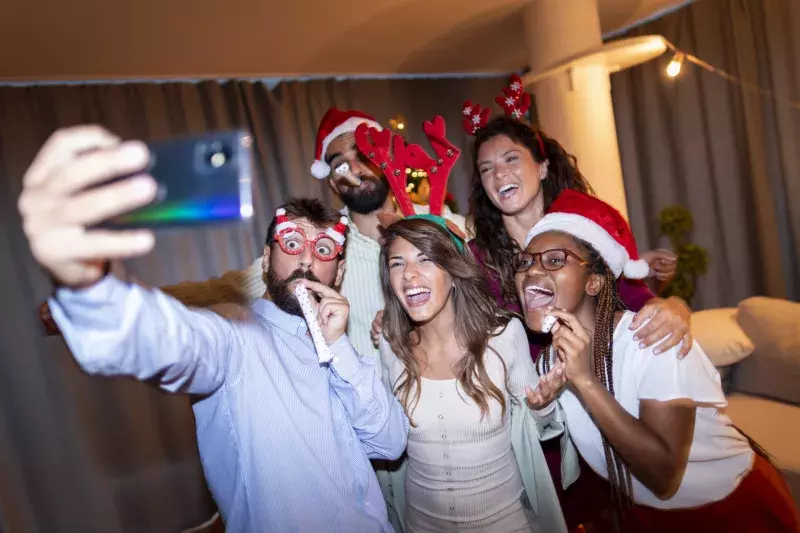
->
xmin=656 ymin=206 xmax=709 ymax=305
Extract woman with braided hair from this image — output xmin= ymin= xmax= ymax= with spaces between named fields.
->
xmin=515 ymin=190 xmax=800 ymax=533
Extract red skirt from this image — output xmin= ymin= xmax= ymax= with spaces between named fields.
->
xmin=583 ymin=454 xmax=800 ymax=533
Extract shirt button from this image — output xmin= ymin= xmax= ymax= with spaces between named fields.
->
xmin=441 ymin=434 xmax=446 ymax=439
xmin=446 ymin=471 xmax=452 ymax=476
xmin=449 ymin=506 xmax=455 ymax=511
xmin=332 ymin=357 xmax=340 ymax=364
xmin=438 ymin=414 xmax=444 ymax=419
xmin=444 ymin=453 xmax=449 ymax=459
xmin=366 ymin=502 xmax=372 ymax=507
xmin=438 ymin=392 xmax=444 ymax=398
xmin=447 ymin=488 xmax=454 ymax=492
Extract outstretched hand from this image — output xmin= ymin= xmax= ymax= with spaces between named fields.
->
xmin=525 ymin=358 xmax=567 ymax=411
xmin=18 ymin=126 xmax=157 ymax=288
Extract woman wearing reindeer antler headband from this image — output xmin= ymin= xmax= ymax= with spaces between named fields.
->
xmin=463 ymin=75 xmax=694 ymax=530
xmin=356 ymin=117 xmax=571 ymax=533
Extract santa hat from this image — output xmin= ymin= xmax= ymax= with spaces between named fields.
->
xmin=310 ymin=108 xmax=383 ymax=179
xmin=524 ymin=190 xmax=650 ymax=279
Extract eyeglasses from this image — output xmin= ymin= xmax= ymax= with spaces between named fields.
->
xmin=514 ymin=249 xmax=588 ymax=273
xmin=275 ymin=227 xmax=342 ymax=262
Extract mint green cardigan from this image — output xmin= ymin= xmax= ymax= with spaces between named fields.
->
xmin=375 ymin=386 xmax=580 ymax=533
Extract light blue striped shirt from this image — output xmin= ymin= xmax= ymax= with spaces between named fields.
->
xmin=49 ymin=276 xmax=409 ymax=533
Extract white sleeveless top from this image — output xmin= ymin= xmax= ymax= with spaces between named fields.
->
xmin=548 ymin=311 xmax=754 ymax=509
xmin=380 ymin=318 xmax=536 ymax=532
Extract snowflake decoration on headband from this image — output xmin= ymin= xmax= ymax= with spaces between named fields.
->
xmin=460 ymin=74 xmax=535 ymax=136
xmin=460 ymin=74 xmax=548 ymax=172
xmin=462 ymin=101 xmax=491 ymax=135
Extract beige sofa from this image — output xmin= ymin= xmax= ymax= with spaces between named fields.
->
xmin=692 ymin=297 xmax=800 ymax=508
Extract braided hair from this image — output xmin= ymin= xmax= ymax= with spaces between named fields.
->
xmin=535 ymin=238 xmax=632 ymax=527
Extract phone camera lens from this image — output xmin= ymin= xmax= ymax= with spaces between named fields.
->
xmin=204 ymin=142 xmax=232 ymax=169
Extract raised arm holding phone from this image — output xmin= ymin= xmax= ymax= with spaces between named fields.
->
xmin=18 ymin=126 xmax=409 ymax=533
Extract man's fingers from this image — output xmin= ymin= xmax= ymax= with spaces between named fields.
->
xmin=24 ymin=126 xmax=121 ymax=187
xmin=48 ymin=142 xmax=151 ymax=196
xmin=59 ymin=175 xmax=158 ymax=227
xmin=32 ymin=228 xmax=154 ymax=265
xmin=301 ymin=279 xmax=341 ymax=299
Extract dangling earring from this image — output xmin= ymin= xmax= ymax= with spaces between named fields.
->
xmin=539 ymin=160 xmax=550 ymax=181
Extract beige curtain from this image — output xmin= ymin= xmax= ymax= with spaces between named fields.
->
xmin=611 ymin=0 xmax=800 ymax=309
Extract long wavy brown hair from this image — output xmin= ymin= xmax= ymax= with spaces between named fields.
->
xmin=379 ymin=218 xmax=512 ymax=424
xmin=470 ymin=116 xmax=594 ymax=309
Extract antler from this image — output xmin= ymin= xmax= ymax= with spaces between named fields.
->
xmin=494 ymin=74 xmax=531 ymax=120
xmin=461 ymin=100 xmax=491 ymax=135
xmin=353 ymin=123 xmax=416 ymax=217
xmin=402 ymin=116 xmax=461 ymax=217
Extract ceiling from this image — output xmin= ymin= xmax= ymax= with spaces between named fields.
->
xmin=0 ymin=0 xmax=690 ymax=82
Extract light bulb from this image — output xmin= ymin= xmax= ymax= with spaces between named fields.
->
xmin=397 ymin=123 xmax=405 ymax=130
xmin=666 ymin=52 xmax=685 ymax=78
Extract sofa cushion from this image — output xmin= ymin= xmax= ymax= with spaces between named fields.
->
xmin=691 ymin=308 xmax=754 ymax=366
xmin=726 ymin=393 xmax=800 ymax=509
xmin=733 ymin=297 xmax=800 ymax=405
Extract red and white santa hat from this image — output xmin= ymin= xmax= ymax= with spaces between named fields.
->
xmin=310 ymin=108 xmax=383 ymax=179
xmin=524 ymin=190 xmax=650 ymax=279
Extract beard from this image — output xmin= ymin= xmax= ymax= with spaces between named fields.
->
xmin=266 ymin=267 xmax=330 ymax=317
xmin=339 ymin=175 xmax=390 ymax=214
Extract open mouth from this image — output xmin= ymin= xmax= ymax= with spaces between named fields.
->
xmin=498 ymin=183 xmax=519 ymax=199
xmin=524 ymin=284 xmax=554 ymax=309
xmin=404 ymin=286 xmax=432 ymax=307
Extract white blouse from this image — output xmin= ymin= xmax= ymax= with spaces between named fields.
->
xmin=549 ymin=311 xmax=754 ymax=509
xmin=380 ymin=318 xmax=540 ymax=532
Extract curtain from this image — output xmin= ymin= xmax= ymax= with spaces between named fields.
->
xmin=0 ymin=75 xmax=504 ymax=532
xmin=611 ymin=0 xmax=800 ymax=309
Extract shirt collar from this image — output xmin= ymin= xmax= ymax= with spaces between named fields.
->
xmin=251 ymin=298 xmax=308 ymax=336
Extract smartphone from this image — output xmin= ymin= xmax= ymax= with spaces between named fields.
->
xmin=101 ymin=130 xmax=254 ymax=229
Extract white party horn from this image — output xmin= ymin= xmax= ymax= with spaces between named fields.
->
xmin=541 ymin=314 xmax=557 ymax=333
xmin=294 ymin=283 xmax=334 ymax=364
xmin=334 ymin=162 xmax=362 ymax=187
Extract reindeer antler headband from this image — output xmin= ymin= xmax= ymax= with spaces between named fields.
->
xmin=462 ymin=74 xmax=548 ymax=176
xmin=354 ymin=116 xmax=466 ymax=251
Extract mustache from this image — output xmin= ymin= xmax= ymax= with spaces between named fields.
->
xmin=284 ymin=269 xmax=321 ymax=285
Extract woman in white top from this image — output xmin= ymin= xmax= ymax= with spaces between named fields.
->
xmin=378 ymin=216 xmax=565 ymax=533
xmin=515 ymin=190 xmax=800 ymax=532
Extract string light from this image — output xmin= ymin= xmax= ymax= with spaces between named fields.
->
xmin=665 ymin=52 xmax=684 ymax=78
xmin=663 ymin=39 xmax=800 ymax=111
xmin=388 ymin=114 xmax=407 ymax=132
